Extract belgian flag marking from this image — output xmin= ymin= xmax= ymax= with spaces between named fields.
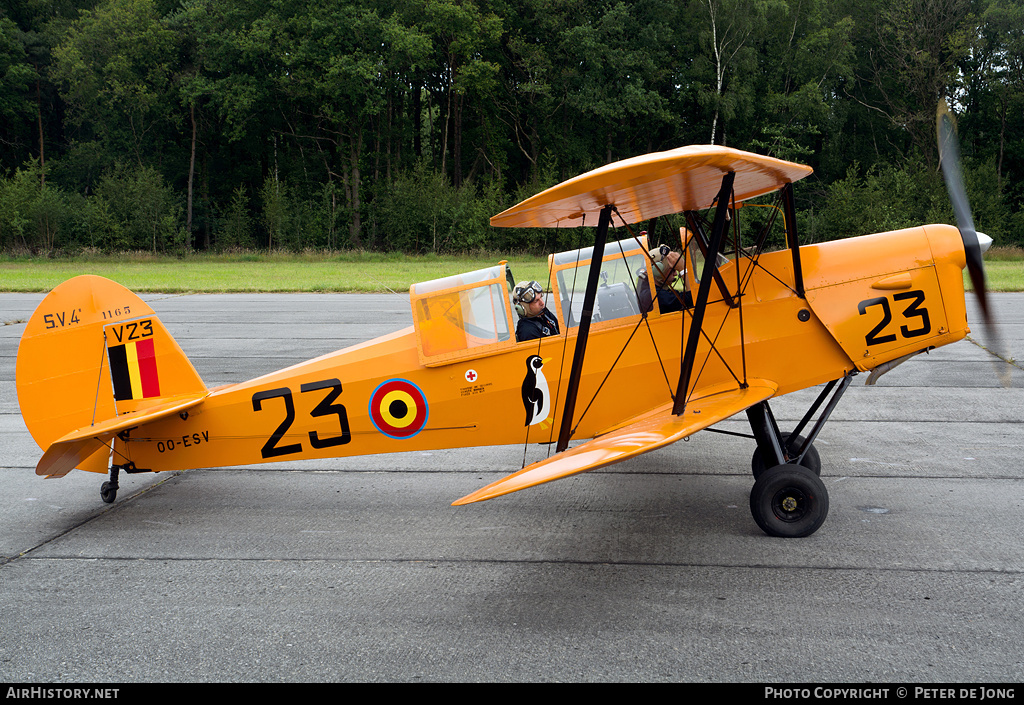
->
xmin=108 ymin=336 xmax=160 ymax=401
xmin=369 ymin=379 xmax=428 ymax=439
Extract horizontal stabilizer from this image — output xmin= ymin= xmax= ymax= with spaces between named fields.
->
xmin=453 ymin=379 xmax=777 ymax=505
xmin=37 ymin=392 xmax=208 ymax=479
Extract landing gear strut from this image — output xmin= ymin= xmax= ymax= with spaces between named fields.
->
xmin=751 ymin=432 xmax=821 ymax=479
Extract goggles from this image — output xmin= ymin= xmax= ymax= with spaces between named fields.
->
xmin=514 ymin=281 xmax=543 ymax=304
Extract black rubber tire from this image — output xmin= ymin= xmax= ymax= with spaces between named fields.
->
xmin=750 ymin=464 xmax=829 ymax=538
xmin=751 ymin=432 xmax=821 ymax=480
xmin=100 ymin=481 xmax=117 ymax=504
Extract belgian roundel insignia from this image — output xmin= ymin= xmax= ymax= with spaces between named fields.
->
xmin=369 ymin=379 xmax=429 ymax=439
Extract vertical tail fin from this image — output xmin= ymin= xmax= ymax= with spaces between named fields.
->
xmin=16 ymin=275 xmax=207 ymax=476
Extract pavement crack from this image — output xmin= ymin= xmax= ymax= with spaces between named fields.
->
xmin=0 ymin=473 xmax=179 ymax=568
xmin=965 ymin=334 xmax=1022 ymax=371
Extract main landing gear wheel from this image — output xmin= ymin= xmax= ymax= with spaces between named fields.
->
xmin=751 ymin=432 xmax=820 ymax=480
xmin=749 ymin=464 xmax=829 ymax=538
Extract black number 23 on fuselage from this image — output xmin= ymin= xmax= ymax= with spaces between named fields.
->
xmin=858 ymin=290 xmax=931 ymax=347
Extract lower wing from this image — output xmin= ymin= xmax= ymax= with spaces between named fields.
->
xmin=452 ymin=379 xmax=778 ymax=505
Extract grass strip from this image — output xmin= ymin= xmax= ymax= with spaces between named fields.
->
xmin=1 ymin=248 xmax=1021 ymax=293
xmin=0 ymin=252 xmax=553 ymax=293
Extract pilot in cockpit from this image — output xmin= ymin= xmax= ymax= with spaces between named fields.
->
xmin=637 ymin=243 xmax=691 ymax=315
xmin=513 ymin=280 xmax=560 ymax=341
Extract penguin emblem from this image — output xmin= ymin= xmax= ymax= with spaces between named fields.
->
xmin=521 ymin=355 xmax=551 ymax=426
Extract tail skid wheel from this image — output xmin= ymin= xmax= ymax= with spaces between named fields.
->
xmin=100 ymin=481 xmax=117 ymax=504
xmin=100 ymin=464 xmax=120 ymax=504
xmin=750 ymin=465 xmax=829 ymax=538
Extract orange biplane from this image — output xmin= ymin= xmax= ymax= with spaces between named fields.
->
xmin=15 ymin=105 xmax=996 ymax=537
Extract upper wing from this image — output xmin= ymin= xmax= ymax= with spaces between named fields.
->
xmin=36 ymin=392 xmax=208 ymax=478
xmin=452 ymin=379 xmax=778 ymax=505
xmin=489 ymin=146 xmax=812 ymax=229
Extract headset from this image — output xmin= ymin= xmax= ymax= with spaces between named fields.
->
xmin=648 ymin=244 xmax=676 ymax=284
xmin=513 ymin=280 xmax=543 ymax=317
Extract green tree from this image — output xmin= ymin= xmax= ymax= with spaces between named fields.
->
xmin=689 ymin=0 xmax=779 ymax=146
xmin=0 ymin=17 xmax=38 ymax=173
xmin=748 ymin=0 xmax=855 ymax=168
xmin=863 ymin=0 xmax=981 ymax=168
xmin=417 ymin=0 xmax=502 ymax=187
xmin=220 ymin=184 xmax=255 ymax=250
xmin=0 ymin=160 xmax=66 ymax=251
xmin=51 ymin=0 xmax=178 ymax=166
xmin=967 ymin=0 xmax=1024 ymax=207
xmin=555 ymin=1 xmax=679 ymax=164
xmin=96 ymin=163 xmax=183 ymax=252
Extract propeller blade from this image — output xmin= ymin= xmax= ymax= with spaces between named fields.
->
xmin=936 ymin=100 xmax=991 ymax=324
xmin=936 ymin=100 xmax=1009 ymax=385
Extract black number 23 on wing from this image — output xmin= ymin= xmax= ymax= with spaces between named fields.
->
xmin=858 ymin=289 xmax=931 ymax=347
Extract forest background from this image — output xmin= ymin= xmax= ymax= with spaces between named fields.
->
xmin=2 ymin=0 xmax=1023 ymax=258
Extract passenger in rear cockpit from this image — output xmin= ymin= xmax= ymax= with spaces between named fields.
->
xmin=513 ymin=280 xmax=560 ymax=341
xmin=637 ymin=244 xmax=691 ymax=315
